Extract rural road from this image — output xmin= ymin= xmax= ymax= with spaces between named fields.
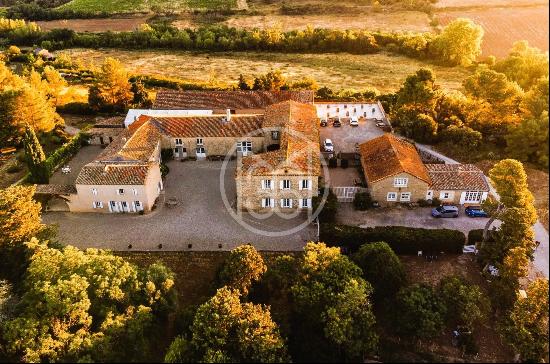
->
xmin=416 ymin=142 xmax=549 ymax=278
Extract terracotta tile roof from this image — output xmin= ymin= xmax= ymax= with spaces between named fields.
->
xmin=95 ymin=119 xmax=160 ymax=163
xmin=239 ymin=101 xmax=320 ymax=176
xmin=149 ymin=115 xmax=264 ymax=138
xmin=75 ymin=163 xmax=153 ymax=185
xmin=34 ymin=184 xmax=77 ymax=195
xmin=87 ymin=127 xmax=124 ymax=138
xmin=426 ymin=164 xmax=489 ymax=191
xmin=153 ymin=90 xmax=314 ymax=110
xmin=359 ymin=134 xmax=431 ymax=183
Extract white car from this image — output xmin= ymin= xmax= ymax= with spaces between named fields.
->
xmin=350 ymin=117 xmax=359 ymax=126
xmin=323 ymin=139 xmax=334 ymax=152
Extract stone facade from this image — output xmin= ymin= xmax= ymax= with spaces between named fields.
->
xmin=236 ymin=172 xmax=319 ymax=212
xmin=161 ymin=135 xmax=267 ymax=159
xmin=367 ymin=172 xmax=429 ymax=207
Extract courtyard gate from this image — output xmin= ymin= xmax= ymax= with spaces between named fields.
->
xmin=331 ymin=187 xmax=366 ymax=202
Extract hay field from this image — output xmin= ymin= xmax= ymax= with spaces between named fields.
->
xmin=59 ymin=48 xmax=471 ymax=92
xmin=436 ymin=5 xmax=549 ymax=58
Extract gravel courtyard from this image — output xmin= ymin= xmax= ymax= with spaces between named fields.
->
xmin=43 ymin=160 xmax=316 ymax=251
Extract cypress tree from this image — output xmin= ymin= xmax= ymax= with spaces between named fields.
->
xmin=23 ymin=125 xmax=48 ymax=183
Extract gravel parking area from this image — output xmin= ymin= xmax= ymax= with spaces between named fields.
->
xmin=320 ymin=118 xmax=385 ymax=153
xmin=337 ymin=203 xmax=500 ymax=240
xmin=43 ymin=160 xmax=315 ymax=251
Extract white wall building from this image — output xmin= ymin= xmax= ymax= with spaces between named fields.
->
xmin=314 ymin=101 xmax=387 ymax=120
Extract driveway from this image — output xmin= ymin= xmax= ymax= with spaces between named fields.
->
xmin=320 ymin=118 xmax=385 ymax=154
xmin=337 ymin=203 xmax=498 ymax=239
xmin=43 ymin=160 xmax=315 ymax=251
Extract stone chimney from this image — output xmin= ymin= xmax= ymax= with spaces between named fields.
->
xmin=226 ymin=109 xmax=232 ymax=122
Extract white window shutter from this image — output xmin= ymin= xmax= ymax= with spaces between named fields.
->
xmin=93 ymin=202 xmax=96 ymax=209
xmin=299 ymin=180 xmax=303 ymax=190
xmin=307 ymin=179 xmax=312 ymax=190
xmin=261 ymin=180 xmax=266 ymax=189
xmin=270 ymin=180 xmax=274 ymax=190
xmin=270 ymin=198 xmax=275 ymax=207
xmin=307 ymin=198 xmax=312 ymax=207
xmin=299 ymin=198 xmax=303 ymax=208
xmin=280 ymin=199 xmax=284 ymax=207
xmin=261 ymin=198 xmax=266 ymax=208
xmin=289 ymin=199 xmax=293 ymax=208
xmin=280 ymin=181 xmax=284 ymax=190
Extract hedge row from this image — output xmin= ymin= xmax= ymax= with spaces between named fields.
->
xmin=320 ymin=223 xmax=466 ymax=254
xmin=467 ymin=228 xmax=495 ymax=244
xmin=44 ymin=131 xmax=88 ymax=176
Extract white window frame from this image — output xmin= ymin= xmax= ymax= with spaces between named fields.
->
xmin=175 ymin=138 xmax=183 ymax=146
xmin=236 ymin=141 xmax=252 ymax=152
xmin=93 ymin=201 xmax=103 ymax=209
xmin=261 ymin=198 xmax=275 ymax=208
xmin=440 ymin=191 xmax=454 ymax=200
xmin=400 ymin=192 xmax=411 ymax=202
xmin=280 ymin=198 xmax=292 ymax=208
xmin=132 ymin=188 xmax=138 ymax=195
xmin=117 ymin=188 xmax=124 ymax=195
xmin=261 ymin=179 xmax=274 ymax=190
xmin=91 ymin=188 xmax=98 ymax=195
xmin=299 ymin=179 xmax=311 ymax=190
xmin=196 ymin=138 xmax=203 ymax=146
xmin=464 ymin=191 xmax=482 ymax=202
xmin=300 ymin=198 xmax=311 ymax=208
xmin=387 ymin=192 xmax=397 ymax=201
xmin=280 ymin=180 xmax=291 ymax=190
xmin=393 ymin=177 xmax=408 ymax=187
xmin=271 ymin=131 xmax=280 ymax=140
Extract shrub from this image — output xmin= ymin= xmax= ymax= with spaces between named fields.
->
xmin=312 ymin=187 xmax=338 ymax=223
xmin=328 ymin=157 xmax=337 ymax=168
xmin=320 ymin=224 xmax=466 ymax=254
xmin=353 ymin=192 xmax=372 ymax=210
xmin=56 ymin=102 xmax=96 ymax=115
xmin=43 ymin=131 xmax=87 ymax=177
xmin=431 ymin=197 xmax=441 ymax=206
xmin=417 ymin=198 xmax=431 ymax=207
xmin=161 ymin=148 xmax=174 ymax=161
xmin=6 ymin=163 xmax=22 ymax=173
xmin=340 ymin=158 xmax=349 ymax=168
xmin=160 ymin=163 xmax=169 ymax=178
xmin=468 ymin=228 xmax=495 ymax=244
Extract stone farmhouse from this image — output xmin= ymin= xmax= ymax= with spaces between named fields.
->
xmin=43 ymin=90 xmax=320 ymax=214
xmin=359 ymin=134 xmax=489 ymax=206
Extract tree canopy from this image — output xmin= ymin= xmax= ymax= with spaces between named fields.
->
xmin=218 ymin=244 xmax=267 ymax=296
xmin=432 ymin=18 xmax=484 ymax=66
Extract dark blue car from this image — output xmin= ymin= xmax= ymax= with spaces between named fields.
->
xmin=465 ymin=206 xmax=488 ymax=217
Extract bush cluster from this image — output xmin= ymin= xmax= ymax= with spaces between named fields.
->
xmin=320 ymin=223 xmax=466 ymax=254
xmin=43 ymin=131 xmax=87 ymax=176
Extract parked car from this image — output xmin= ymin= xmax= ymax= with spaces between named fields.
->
xmin=320 ymin=119 xmax=328 ymax=127
xmin=375 ymin=121 xmax=385 ymax=128
xmin=332 ymin=118 xmax=342 ymax=127
xmin=349 ymin=116 xmax=359 ymax=126
xmin=465 ymin=205 xmax=488 ymax=217
xmin=323 ymin=138 xmax=334 ymax=152
xmin=431 ymin=205 xmax=459 ymax=218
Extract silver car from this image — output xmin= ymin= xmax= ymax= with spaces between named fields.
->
xmin=431 ymin=205 xmax=459 ymax=218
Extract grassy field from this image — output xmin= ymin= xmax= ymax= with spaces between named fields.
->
xmin=220 ymin=10 xmax=432 ymax=32
xmin=58 ymin=0 xmax=236 ymax=13
xmin=37 ymin=16 xmax=151 ymax=32
xmin=59 ymin=48 xmax=471 ymax=93
xmin=435 ymin=4 xmax=549 ymax=58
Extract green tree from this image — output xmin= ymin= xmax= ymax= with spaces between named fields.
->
xmin=352 ymin=242 xmax=406 ymax=301
xmin=23 ymin=125 xmax=48 ymax=184
xmin=432 ymin=18 xmax=484 ymax=66
xmin=0 ymin=185 xmax=43 ymax=247
xmin=1 ymin=240 xmax=176 ymax=362
xmin=502 ymin=278 xmax=549 ymax=362
xmin=440 ymin=125 xmax=482 ymax=147
xmin=186 ymin=287 xmax=289 ymax=363
xmin=482 ymin=159 xmax=537 ymax=255
xmin=506 ymin=112 xmax=549 ymax=168
xmin=291 ymin=242 xmax=378 ymax=361
xmin=493 ymin=41 xmax=549 ymax=90
xmin=251 ymin=70 xmax=287 ymax=91
xmin=11 ymin=86 xmax=59 ymax=134
xmin=164 ymin=336 xmax=193 ymax=363
xmin=396 ymin=68 xmax=437 ymax=107
xmin=394 ymin=284 xmax=446 ymax=339
xmin=438 ymin=275 xmax=489 ymax=328
xmin=521 ymin=76 xmax=549 ymax=118
xmin=218 ymin=244 xmax=267 ymax=296
xmin=463 ymin=68 xmax=523 ymax=106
